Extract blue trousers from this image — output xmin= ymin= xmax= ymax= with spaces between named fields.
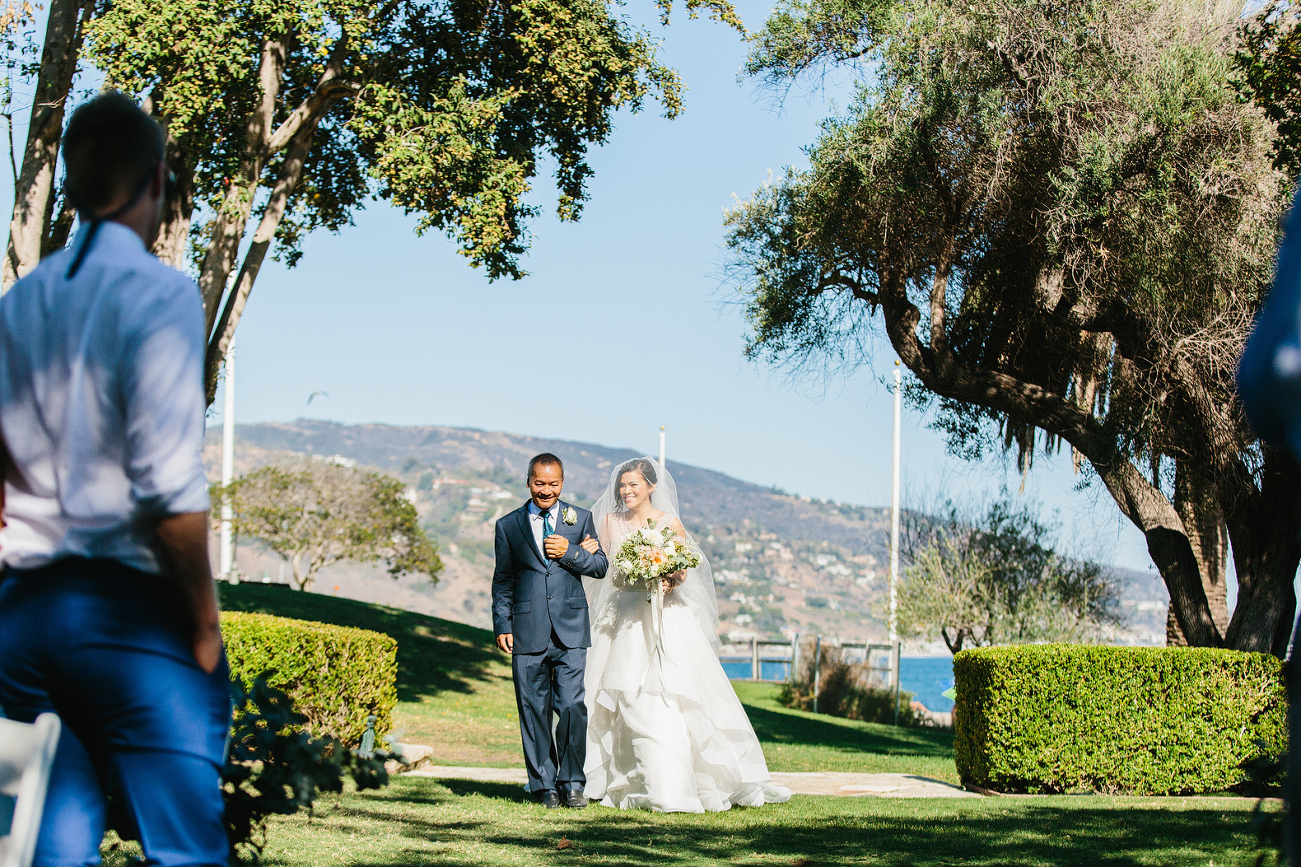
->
xmin=512 ymin=632 xmax=587 ymax=794
xmin=0 ymin=559 xmax=232 ymax=867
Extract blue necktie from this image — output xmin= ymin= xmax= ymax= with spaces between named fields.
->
xmin=542 ymin=509 xmax=553 ymax=558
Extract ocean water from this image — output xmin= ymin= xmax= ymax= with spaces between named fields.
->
xmin=722 ymin=655 xmax=955 ymax=713
xmin=900 ymin=656 xmax=955 ymax=713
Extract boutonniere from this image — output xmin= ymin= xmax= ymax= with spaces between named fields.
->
xmin=562 ymin=506 xmax=577 ymax=525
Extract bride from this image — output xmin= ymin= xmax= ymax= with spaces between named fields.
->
xmin=576 ymin=457 xmax=791 ymax=812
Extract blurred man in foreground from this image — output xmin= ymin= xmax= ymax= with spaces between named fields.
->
xmin=0 ymin=92 xmax=229 ymax=867
xmin=1238 ymin=188 xmax=1301 ymax=866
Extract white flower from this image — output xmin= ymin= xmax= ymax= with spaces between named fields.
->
xmin=562 ymin=506 xmax=577 ymax=525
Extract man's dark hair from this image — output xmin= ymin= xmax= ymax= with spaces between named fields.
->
xmin=62 ymin=91 xmax=164 ymax=214
xmin=527 ymin=453 xmax=563 ymax=480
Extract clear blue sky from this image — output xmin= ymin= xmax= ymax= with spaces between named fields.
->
xmin=8 ymin=0 xmax=1157 ymax=578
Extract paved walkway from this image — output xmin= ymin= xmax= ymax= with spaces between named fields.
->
xmin=405 ymin=765 xmax=978 ymax=798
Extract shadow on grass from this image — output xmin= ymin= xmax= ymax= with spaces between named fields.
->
xmin=434 ymin=780 xmax=530 ymax=802
xmin=219 ymin=584 xmax=503 ymax=702
xmin=422 ymin=802 xmax=1251 ymax=866
xmin=742 ymin=703 xmax=954 ymax=758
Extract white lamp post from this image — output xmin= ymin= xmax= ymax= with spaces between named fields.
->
xmin=219 ymin=337 xmax=236 ymax=580
xmin=889 ymin=360 xmax=902 ymax=709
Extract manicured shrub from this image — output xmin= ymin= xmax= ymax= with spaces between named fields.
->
xmin=953 ymin=644 xmax=1286 ymax=794
xmin=221 ymin=611 xmax=398 ymax=746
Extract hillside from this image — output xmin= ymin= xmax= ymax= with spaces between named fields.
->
xmin=205 ymin=419 xmax=1169 ymax=646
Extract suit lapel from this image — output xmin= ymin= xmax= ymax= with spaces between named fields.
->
xmin=516 ymin=503 xmax=545 ymax=564
xmin=554 ymin=501 xmax=578 ymax=540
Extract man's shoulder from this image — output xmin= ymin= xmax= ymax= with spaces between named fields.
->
xmin=16 ymin=235 xmax=198 ymax=310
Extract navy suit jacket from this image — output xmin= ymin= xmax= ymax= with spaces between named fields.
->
xmin=491 ymin=500 xmax=608 ymax=654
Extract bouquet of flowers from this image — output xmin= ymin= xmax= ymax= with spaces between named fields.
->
xmin=614 ymin=520 xmax=701 ymax=602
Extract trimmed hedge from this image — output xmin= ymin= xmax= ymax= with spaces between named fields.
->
xmin=953 ymin=644 xmax=1286 ymax=795
xmin=222 ymin=611 xmax=398 ymax=746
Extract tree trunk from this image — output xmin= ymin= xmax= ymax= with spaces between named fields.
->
xmin=1165 ymin=465 xmax=1230 ymax=647
xmin=196 ymin=36 xmax=285 ymax=335
xmin=2 ymin=0 xmax=91 ymax=290
xmin=204 ymin=112 xmax=325 ymax=402
xmin=291 ymin=550 xmax=309 ymax=591
xmin=1165 ymin=608 xmax=1188 ymax=646
xmin=1223 ymin=448 xmax=1301 ymax=654
xmin=142 ymin=90 xmax=194 ymax=270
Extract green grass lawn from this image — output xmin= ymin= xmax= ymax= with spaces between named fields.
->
xmin=257 ymin=777 xmax=1264 ymax=867
xmin=220 ymin=584 xmax=1271 ymax=866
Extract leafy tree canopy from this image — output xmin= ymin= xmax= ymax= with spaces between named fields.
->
xmin=726 ymin=0 xmax=1298 ymax=653
xmin=1236 ymin=0 xmax=1301 ymax=175
xmin=60 ymin=0 xmax=742 ymax=397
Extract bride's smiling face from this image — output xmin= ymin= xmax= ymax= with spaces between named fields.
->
xmin=618 ymin=470 xmax=654 ymax=511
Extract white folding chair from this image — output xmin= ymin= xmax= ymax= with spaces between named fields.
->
xmin=0 ymin=714 xmax=60 ymax=867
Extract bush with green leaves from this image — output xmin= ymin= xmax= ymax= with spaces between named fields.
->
xmin=779 ymin=644 xmax=921 ymax=727
xmin=954 ymin=645 xmax=1286 ymax=794
xmin=104 ymin=675 xmax=392 ymax=865
xmin=222 ymin=611 xmax=397 ymax=746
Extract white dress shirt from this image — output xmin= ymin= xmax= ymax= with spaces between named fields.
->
xmin=527 ymin=501 xmax=560 ymax=555
xmin=0 ymin=222 xmax=210 ymax=573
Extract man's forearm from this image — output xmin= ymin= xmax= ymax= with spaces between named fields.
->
xmin=154 ymin=510 xmax=222 ymax=672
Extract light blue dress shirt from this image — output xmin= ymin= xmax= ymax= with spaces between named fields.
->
xmin=527 ymin=500 xmax=560 ymax=555
xmin=0 ymin=221 xmax=210 ymax=573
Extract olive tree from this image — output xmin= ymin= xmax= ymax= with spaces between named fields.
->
xmin=898 ymin=500 xmax=1123 ymax=654
xmin=726 ymin=0 xmax=1299 ymax=653
xmin=214 ymin=460 xmax=441 ymax=592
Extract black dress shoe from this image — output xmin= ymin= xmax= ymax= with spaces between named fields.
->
xmin=537 ymin=789 xmax=561 ymax=808
xmin=562 ymin=788 xmax=588 ymax=809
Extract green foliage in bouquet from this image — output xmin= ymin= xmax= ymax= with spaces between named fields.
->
xmin=222 ymin=611 xmax=397 ymax=746
xmin=613 ymin=519 xmax=700 ymax=594
xmin=954 ymin=645 xmax=1286 ymax=794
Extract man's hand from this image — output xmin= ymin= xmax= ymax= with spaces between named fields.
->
xmin=544 ymin=534 xmax=570 ymax=559
xmin=496 ymin=633 xmax=514 ymax=654
xmin=193 ymin=621 xmax=224 ymax=674
xmin=153 ymin=511 xmax=222 ymax=674
xmin=579 ymin=535 xmax=599 ymax=554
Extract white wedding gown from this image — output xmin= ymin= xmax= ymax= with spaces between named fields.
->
xmin=583 ymin=512 xmax=791 ymax=812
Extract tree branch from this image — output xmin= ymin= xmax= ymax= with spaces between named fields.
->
xmin=264 ymin=35 xmax=356 ymax=155
xmin=204 ymin=107 xmax=326 ymax=403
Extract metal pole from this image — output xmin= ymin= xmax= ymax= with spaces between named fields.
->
xmin=659 ymin=425 xmax=665 ymax=468
xmin=219 ymin=336 xmax=236 ymax=579
xmin=892 ymin=640 xmax=902 ymax=726
xmin=812 ymin=635 xmax=822 ymax=714
xmin=889 ymin=360 xmax=902 ymax=686
xmin=751 ymin=635 xmax=759 ymax=681
xmin=790 ymin=632 xmax=800 ymax=683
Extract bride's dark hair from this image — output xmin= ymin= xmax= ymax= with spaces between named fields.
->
xmin=616 ymin=458 xmax=657 ymax=490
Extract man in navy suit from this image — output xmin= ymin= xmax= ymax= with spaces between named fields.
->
xmin=492 ymin=453 xmax=607 ymax=808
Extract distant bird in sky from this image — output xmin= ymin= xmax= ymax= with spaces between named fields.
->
xmin=307 ymin=391 xmax=329 ymax=404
